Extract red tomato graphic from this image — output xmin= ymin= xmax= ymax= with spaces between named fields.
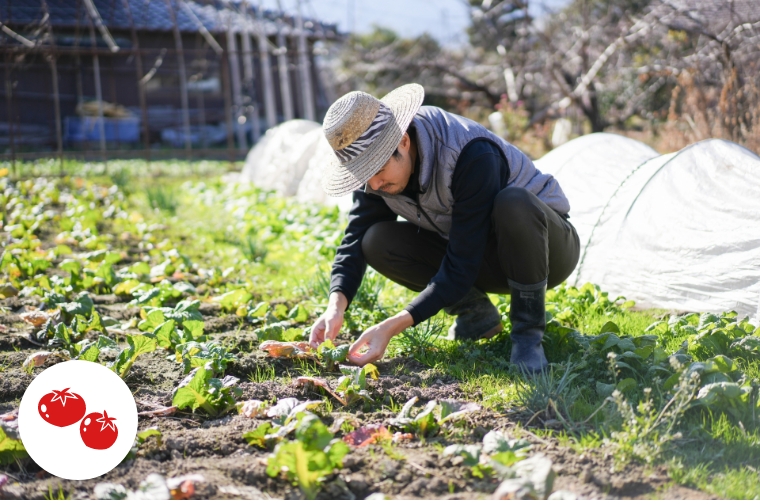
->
xmin=80 ymin=411 xmax=119 ymax=450
xmin=37 ymin=388 xmax=87 ymax=427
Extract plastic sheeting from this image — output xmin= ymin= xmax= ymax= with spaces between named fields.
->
xmin=241 ymin=119 xmax=320 ymax=196
xmin=240 ymin=119 xmax=352 ymax=210
xmin=538 ymin=134 xmax=760 ymax=318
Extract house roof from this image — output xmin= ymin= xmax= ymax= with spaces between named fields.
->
xmin=0 ymin=0 xmax=339 ymax=39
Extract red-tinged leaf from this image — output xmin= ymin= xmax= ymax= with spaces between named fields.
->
xmin=23 ymin=351 xmax=54 ymax=371
xmin=343 ymin=424 xmax=392 ymax=447
xmin=392 ymin=432 xmax=414 ymax=443
xmin=294 ymin=376 xmax=330 ymax=388
xmin=167 ymin=474 xmax=204 ymax=500
xmin=0 ymin=410 xmax=17 ymax=421
xmin=21 ymin=310 xmax=56 ymax=327
xmin=259 ymin=340 xmax=311 ymax=358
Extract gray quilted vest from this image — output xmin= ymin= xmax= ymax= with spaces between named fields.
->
xmin=365 ymin=106 xmax=570 ymax=239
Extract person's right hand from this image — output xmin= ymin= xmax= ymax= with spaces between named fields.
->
xmin=309 ymin=292 xmax=347 ymax=348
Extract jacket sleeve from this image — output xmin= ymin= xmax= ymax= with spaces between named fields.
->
xmin=403 ymin=141 xmax=505 ymax=324
xmin=330 ymin=189 xmax=397 ymax=308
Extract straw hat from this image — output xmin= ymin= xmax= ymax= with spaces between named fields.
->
xmin=321 ymin=83 xmax=424 ymax=197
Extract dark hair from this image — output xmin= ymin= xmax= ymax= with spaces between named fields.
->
xmin=391 ymin=125 xmax=416 ymax=160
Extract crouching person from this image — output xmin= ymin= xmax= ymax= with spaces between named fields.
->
xmin=309 ymin=84 xmax=580 ymax=373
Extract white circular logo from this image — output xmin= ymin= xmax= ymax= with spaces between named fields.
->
xmin=17 ymin=360 xmax=138 ymax=480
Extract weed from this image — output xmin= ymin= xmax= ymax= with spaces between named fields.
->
xmin=249 ymin=365 xmax=276 ymax=383
xmin=514 ymin=361 xmax=579 ymax=422
xmin=393 ymin=318 xmax=445 ymax=366
xmin=145 ymin=186 xmax=178 ymax=214
xmin=379 ymin=439 xmax=406 ymax=460
xmin=44 ymin=485 xmax=69 ymax=500
xmin=600 ymin=369 xmax=701 ymax=467
xmin=239 ymin=235 xmax=267 ymax=263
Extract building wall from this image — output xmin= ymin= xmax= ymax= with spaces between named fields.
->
xmin=0 ymin=27 xmax=324 ymax=149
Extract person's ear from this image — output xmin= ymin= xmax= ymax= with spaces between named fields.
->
xmin=398 ymin=132 xmax=410 ymax=154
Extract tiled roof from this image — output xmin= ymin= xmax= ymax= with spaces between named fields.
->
xmin=0 ymin=0 xmax=339 ymax=38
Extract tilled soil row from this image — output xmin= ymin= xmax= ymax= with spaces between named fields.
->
xmin=0 ymin=297 xmax=712 ymax=500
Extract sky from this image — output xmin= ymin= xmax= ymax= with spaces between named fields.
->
xmin=259 ymin=0 xmax=571 ymax=46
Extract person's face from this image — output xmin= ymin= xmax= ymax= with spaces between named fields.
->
xmin=367 ymin=133 xmax=414 ymax=195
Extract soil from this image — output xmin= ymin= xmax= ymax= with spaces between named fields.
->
xmin=0 ymin=296 xmax=715 ymax=500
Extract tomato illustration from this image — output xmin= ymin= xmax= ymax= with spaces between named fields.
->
xmin=38 ymin=388 xmax=87 ymax=427
xmin=80 ymin=411 xmax=119 ymax=450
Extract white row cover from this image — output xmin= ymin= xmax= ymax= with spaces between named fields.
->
xmin=240 ymin=119 xmax=353 ymax=210
xmin=241 ymin=123 xmax=760 ymax=319
xmin=537 ymin=134 xmax=760 ymax=319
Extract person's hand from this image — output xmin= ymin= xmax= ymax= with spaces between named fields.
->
xmin=348 ymin=311 xmax=414 ymax=365
xmin=347 ymin=323 xmax=394 ymax=366
xmin=309 ymin=292 xmax=347 ymax=348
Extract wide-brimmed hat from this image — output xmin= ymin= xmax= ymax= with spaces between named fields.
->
xmin=321 ymin=83 xmax=424 ymax=197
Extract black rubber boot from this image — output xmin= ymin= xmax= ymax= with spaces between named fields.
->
xmin=444 ymin=287 xmax=503 ymax=341
xmin=508 ymin=279 xmax=549 ymax=373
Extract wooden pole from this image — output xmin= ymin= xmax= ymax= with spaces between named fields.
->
xmin=166 ymin=0 xmax=192 ymax=154
xmin=220 ymin=44 xmax=235 ymax=163
xmin=226 ymin=29 xmax=248 ymax=152
xmin=87 ymin=15 xmax=107 ymax=165
xmin=241 ymin=14 xmax=261 ymax=142
xmin=4 ymin=49 xmax=16 ymax=175
xmin=255 ymin=8 xmax=277 ymax=129
xmin=296 ymin=0 xmax=315 ymax=121
xmin=195 ymin=36 xmax=208 ymax=150
xmin=276 ymin=20 xmax=293 ymax=121
xmin=49 ymin=55 xmax=64 ymax=171
xmin=121 ymin=0 xmax=151 ymax=161
xmin=41 ymin=0 xmax=64 ymax=172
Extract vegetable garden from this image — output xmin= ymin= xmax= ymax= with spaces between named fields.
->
xmin=1 ymin=160 xmax=759 ymax=499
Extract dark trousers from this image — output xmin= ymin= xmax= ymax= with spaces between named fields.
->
xmin=361 ymin=187 xmax=581 ymax=294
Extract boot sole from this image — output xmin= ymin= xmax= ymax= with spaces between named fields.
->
xmin=452 ymin=322 xmax=504 ymax=342
xmin=479 ymin=322 xmax=503 ymax=340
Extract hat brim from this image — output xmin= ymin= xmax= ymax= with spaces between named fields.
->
xmin=321 ymin=83 xmax=425 ymax=198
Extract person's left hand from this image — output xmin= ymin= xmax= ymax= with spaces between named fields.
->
xmin=347 ymin=323 xmax=395 ymax=366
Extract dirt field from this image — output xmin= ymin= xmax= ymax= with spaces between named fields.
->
xmin=0 ymin=294 xmax=714 ymax=500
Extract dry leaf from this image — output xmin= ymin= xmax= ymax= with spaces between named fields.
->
xmin=259 ymin=340 xmax=311 ymax=358
xmin=295 ymin=376 xmax=348 ymax=406
xmin=237 ymin=400 xmax=267 ymax=418
xmin=0 ymin=283 xmax=18 ymax=299
xmin=22 ymin=351 xmax=54 ymax=370
xmin=138 ymin=406 xmax=177 ymax=417
xmin=343 ymin=424 xmax=392 ymax=447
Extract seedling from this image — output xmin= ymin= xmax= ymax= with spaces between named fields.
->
xmin=172 ymin=367 xmax=242 ymax=417
xmin=266 ymin=412 xmax=349 ymax=499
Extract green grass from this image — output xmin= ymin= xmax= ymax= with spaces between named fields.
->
xmin=248 ymin=365 xmax=276 ymax=383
